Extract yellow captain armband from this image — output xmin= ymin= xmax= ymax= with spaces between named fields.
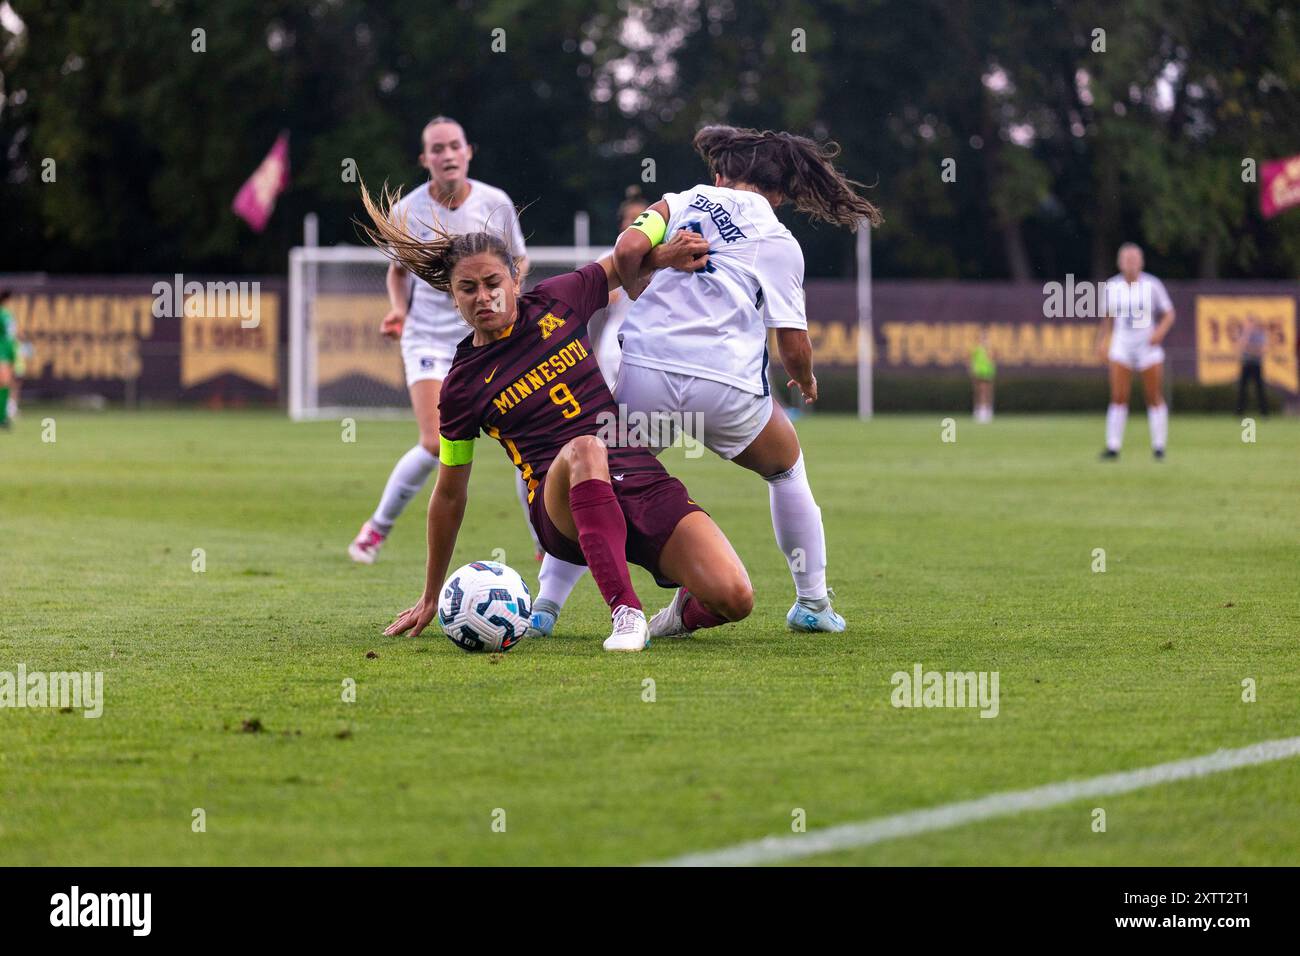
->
xmin=628 ymin=208 xmax=667 ymax=247
xmin=439 ymin=435 xmax=476 ymax=467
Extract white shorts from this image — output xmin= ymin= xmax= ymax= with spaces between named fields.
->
xmin=402 ymin=344 xmax=454 ymax=386
xmin=1108 ymin=337 xmax=1164 ymax=372
xmin=613 ymin=363 xmax=773 ymax=460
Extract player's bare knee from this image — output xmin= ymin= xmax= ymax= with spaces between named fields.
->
xmin=564 ymin=435 xmax=609 ymax=475
xmin=715 ymin=578 xmax=754 ymax=622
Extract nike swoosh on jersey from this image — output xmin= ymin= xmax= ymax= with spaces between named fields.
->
xmin=613 ymin=474 xmax=624 ymax=481
xmin=484 ymin=366 xmax=499 ymax=384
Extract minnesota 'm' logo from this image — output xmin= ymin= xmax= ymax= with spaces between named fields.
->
xmin=538 ymin=312 xmax=566 ymax=340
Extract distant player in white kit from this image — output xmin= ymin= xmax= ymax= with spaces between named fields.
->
xmin=534 ymin=125 xmax=881 ymax=638
xmin=349 ymin=116 xmax=529 ymax=562
xmin=1095 ymin=243 xmax=1175 ymax=461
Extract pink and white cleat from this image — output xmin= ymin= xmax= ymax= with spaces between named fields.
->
xmin=348 ymin=520 xmax=387 ymax=564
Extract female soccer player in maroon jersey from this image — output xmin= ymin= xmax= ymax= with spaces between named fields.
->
xmin=359 ymin=184 xmax=753 ymax=651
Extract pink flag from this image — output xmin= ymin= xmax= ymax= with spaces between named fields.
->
xmin=1260 ymin=153 xmax=1300 ymax=220
xmin=232 ymin=132 xmax=290 ymax=232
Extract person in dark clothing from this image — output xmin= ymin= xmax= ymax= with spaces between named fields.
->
xmin=1236 ymin=317 xmax=1270 ymax=416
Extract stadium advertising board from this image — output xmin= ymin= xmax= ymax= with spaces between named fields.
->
xmin=802 ymin=279 xmax=1297 ymax=392
xmin=1194 ymin=296 xmax=1298 ymax=393
xmin=5 ymin=276 xmax=1297 ymax=400
xmin=4 ymin=277 xmax=284 ymax=403
xmin=311 ymin=293 xmax=405 ymax=395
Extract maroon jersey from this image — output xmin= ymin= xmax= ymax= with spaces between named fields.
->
xmin=438 ymin=262 xmax=662 ymax=501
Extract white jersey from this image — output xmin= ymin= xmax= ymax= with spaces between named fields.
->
xmin=391 ymin=178 xmax=526 ymax=356
xmin=1104 ymin=271 xmax=1172 ymax=345
xmin=618 ymin=184 xmax=807 ymax=396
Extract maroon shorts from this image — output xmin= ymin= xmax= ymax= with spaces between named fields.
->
xmin=529 ymin=465 xmax=706 ymax=589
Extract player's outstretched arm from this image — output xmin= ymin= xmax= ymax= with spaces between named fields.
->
xmin=777 ymin=327 xmax=818 ymax=403
xmin=600 ymin=234 xmax=710 ymax=293
xmin=1150 ymin=306 xmax=1176 ymax=346
xmin=1094 ymin=315 xmax=1112 ymax=361
xmin=385 ymin=461 xmax=473 ymax=637
xmin=612 ymin=222 xmax=709 ymax=301
xmin=612 ymin=199 xmax=667 ymax=294
xmin=380 ymin=262 xmax=409 ymax=339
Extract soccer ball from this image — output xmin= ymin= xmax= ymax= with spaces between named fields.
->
xmin=438 ymin=560 xmax=531 ymax=653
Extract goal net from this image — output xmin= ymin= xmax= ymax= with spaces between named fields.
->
xmin=287 ymin=244 xmax=608 ymax=420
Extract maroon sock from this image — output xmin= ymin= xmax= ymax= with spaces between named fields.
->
xmin=683 ymin=594 xmax=728 ymax=631
xmin=568 ymin=478 xmax=641 ymax=612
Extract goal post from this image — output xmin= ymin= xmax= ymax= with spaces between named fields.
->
xmin=287 ymin=243 xmax=610 ymax=420
xmin=856 ymin=222 xmax=873 ymax=420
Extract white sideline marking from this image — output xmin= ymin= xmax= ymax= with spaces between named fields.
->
xmin=652 ymin=736 xmax=1300 ymax=867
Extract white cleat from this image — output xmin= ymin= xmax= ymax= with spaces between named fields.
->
xmin=348 ymin=520 xmax=387 ymax=564
xmin=603 ymin=605 xmax=650 ymax=652
xmin=786 ymin=590 xmax=847 ymax=633
xmin=648 ymin=586 xmax=691 ymax=639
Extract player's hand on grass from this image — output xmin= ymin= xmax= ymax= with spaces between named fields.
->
xmin=789 ymin=374 xmax=818 ymax=403
xmin=380 ymin=308 xmax=407 ymax=340
xmin=385 ymin=597 xmax=437 ymax=637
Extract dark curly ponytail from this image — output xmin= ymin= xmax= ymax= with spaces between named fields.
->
xmin=693 ymin=125 xmax=882 ymax=230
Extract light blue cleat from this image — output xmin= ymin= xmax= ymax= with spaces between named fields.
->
xmin=525 ymin=598 xmax=562 ymax=640
xmin=786 ymin=593 xmax=847 ymax=633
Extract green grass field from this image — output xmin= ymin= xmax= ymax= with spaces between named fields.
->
xmin=1 ymin=409 xmax=1297 ymax=866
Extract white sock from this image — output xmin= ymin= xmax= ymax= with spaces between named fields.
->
xmin=516 ymin=471 xmax=542 ymax=551
xmin=765 ymin=452 xmax=828 ymax=601
xmin=537 ymin=554 xmax=587 ymax=608
xmin=1105 ymin=403 xmax=1128 ymax=451
xmin=371 ymin=444 xmax=437 ymax=533
xmin=1148 ymin=403 xmax=1168 ymax=450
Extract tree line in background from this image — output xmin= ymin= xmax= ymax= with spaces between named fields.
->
xmin=2 ymin=0 xmax=1298 ymax=280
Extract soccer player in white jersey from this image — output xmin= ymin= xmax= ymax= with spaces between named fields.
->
xmin=574 ymin=125 xmax=879 ymax=636
xmin=349 ymin=116 xmax=529 ymax=563
xmin=1095 ymin=243 xmax=1175 ymax=461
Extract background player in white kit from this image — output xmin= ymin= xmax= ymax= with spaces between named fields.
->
xmin=349 ymin=116 xmax=528 ymax=562
xmin=1095 ymin=243 xmax=1175 ymax=461
xmin=559 ymin=125 xmax=878 ymax=636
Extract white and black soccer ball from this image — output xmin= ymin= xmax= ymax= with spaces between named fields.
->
xmin=438 ymin=560 xmax=531 ymax=653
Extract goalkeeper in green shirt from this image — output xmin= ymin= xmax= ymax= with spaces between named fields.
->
xmin=970 ymin=326 xmax=996 ymax=423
